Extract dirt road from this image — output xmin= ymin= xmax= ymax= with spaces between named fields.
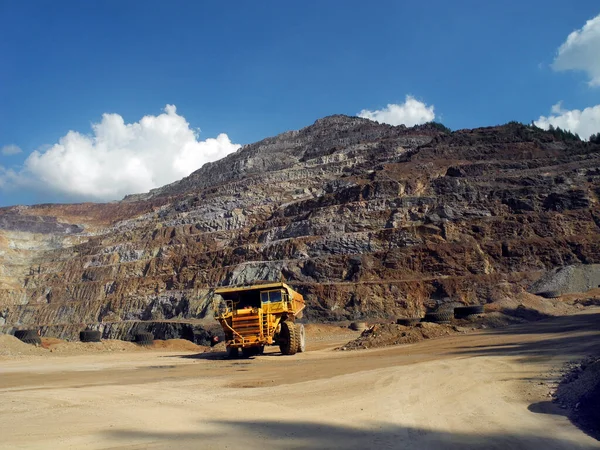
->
xmin=1 ymin=311 xmax=600 ymax=449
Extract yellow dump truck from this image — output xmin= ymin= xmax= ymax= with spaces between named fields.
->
xmin=213 ymin=282 xmax=306 ymax=358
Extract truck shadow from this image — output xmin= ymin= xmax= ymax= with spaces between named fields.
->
xmin=527 ymin=401 xmax=568 ymax=416
xmin=168 ymin=349 xmax=289 ymax=361
xmin=173 ymin=351 xmax=230 ymax=360
xmin=103 ymin=419 xmax=598 ymax=449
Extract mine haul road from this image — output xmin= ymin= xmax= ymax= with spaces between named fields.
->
xmin=1 ymin=310 xmax=600 ymax=450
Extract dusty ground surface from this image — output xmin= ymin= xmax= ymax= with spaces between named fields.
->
xmin=0 ymin=336 xmax=210 ymax=358
xmin=1 ymin=312 xmax=600 ymax=449
xmin=340 ymin=290 xmax=600 ymax=351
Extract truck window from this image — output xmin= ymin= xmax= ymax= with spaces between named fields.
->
xmin=261 ymin=292 xmax=269 ymax=303
xmin=269 ymin=291 xmax=282 ymax=302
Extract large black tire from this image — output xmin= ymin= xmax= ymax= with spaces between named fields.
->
xmin=539 ymin=291 xmax=561 ymax=299
xmin=454 ymin=305 xmax=485 ymax=318
xmin=396 ymin=318 xmax=421 ymax=326
xmin=423 ymin=311 xmax=453 ymax=324
xmin=463 ymin=314 xmax=482 ymax=321
xmin=279 ymin=321 xmax=298 ymax=355
xmin=350 ymin=321 xmax=367 ymax=331
xmin=437 ymin=302 xmax=464 ymax=312
xmin=295 ymin=323 xmax=306 ymax=353
xmin=14 ymin=330 xmax=38 ymax=340
xmin=14 ymin=330 xmax=41 ymax=345
xmin=134 ymin=332 xmax=154 ymax=346
xmin=80 ymin=330 xmax=101 ymax=343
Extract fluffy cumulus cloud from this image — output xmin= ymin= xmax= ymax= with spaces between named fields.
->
xmin=357 ymin=95 xmax=435 ymax=127
xmin=534 ymin=102 xmax=600 ymax=140
xmin=552 ymin=14 xmax=600 ymax=86
xmin=2 ymin=105 xmax=240 ymax=201
xmin=1 ymin=145 xmax=22 ymax=156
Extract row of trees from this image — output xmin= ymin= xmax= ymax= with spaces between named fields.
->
xmin=542 ymin=124 xmax=582 ymax=141
xmin=427 ymin=121 xmax=452 ymax=134
xmin=507 ymin=121 xmax=583 ymax=141
xmin=528 ymin=122 xmax=600 ymax=143
xmin=423 ymin=120 xmax=599 ymax=143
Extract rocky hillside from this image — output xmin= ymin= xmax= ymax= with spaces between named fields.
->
xmin=1 ymin=115 xmax=599 ymax=338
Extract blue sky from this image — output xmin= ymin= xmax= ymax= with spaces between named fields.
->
xmin=1 ymin=1 xmax=599 ymax=206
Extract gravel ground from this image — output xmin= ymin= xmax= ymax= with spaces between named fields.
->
xmin=339 ymin=290 xmax=597 ymax=351
xmin=0 ymin=335 xmax=209 ymax=358
xmin=554 ymin=356 xmax=600 ymax=441
xmin=530 ymin=264 xmax=600 ymax=295
xmin=0 ymin=334 xmax=46 ymax=357
xmin=339 ymin=322 xmax=463 ymax=350
xmin=2 ymin=311 xmax=600 ymax=449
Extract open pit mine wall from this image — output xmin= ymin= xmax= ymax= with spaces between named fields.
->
xmin=1 ymin=117 xmax=599 ymax=340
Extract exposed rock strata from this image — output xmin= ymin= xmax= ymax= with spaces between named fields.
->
xmin=0 ymin=116 xmax=599 ymax=338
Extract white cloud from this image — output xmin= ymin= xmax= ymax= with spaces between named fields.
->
xmin=534 ymin=102 xmax=600 ymax=140
xmin=358 ymin=95 xmax=435 ymax=127
xmin=1 ymin=105 xmax=240 ymax=201
xmin=1 ymin=145 xmax=22 ymax=156
xmin=551 ymin=102 xmax=564 ymax=114
xmin=552 ymin=14 xmax=600 ymax=86
xmin=0 ymin=167 xmax=8 ymax=189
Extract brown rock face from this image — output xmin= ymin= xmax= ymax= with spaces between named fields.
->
xmin=1 ymin=116 xmax=599 ymax=337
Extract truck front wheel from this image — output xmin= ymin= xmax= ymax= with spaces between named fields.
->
xmin=279 ymin=321 xmax=298 ymax=355
xmin=295 ymin=323 xmax=306 ymax=353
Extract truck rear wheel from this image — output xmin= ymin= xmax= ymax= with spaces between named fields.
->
xmin=279 ymin=321 xmax=298 ymax=355
xmin=295 ymin=323 xmax=305 ymax=353
xmin=227 ymin=347 xmax=239 ymax=359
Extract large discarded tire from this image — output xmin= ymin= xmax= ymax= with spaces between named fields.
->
xmin=423 ymin=311 xmax=453 ymax=324
xmin=14 ymin=330 xmax=38 ymax=340
xmin=464 ymin=314 xmax=482 ymax=320
xmin=295 ymin=323 xmax=306 ymax=353
xmin=14 ymin=330 xmax=41 ymax=346
xmin=350 ymin=321 xmax=367 ymax=331
xmin=437 ymin=302 xmax=464 ymax=313
xmin=539 ymin=291 xmax=561 ymax=299
xmin=454 ymin=305 xmax=485 ymax=319
xmin=279 ymin=321 xmax=298 ymax=355
xmin=79 ymin=330 xmax=101 ymax=343
xmin=396 ymin=318 xmax=421 ymax=326
xmin=134 ymin=332 xmax=154 ymax=346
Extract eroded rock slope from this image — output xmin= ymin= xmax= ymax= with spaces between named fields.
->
xmin=1 ymin=116 xmax=599 ymax=337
